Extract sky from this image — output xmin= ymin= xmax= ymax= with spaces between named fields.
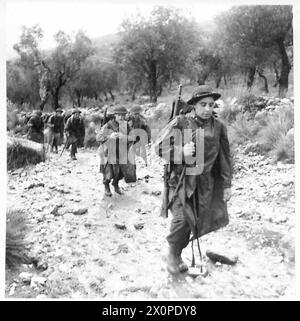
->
xmin=5 ymin=0 xmax=234 ymax=58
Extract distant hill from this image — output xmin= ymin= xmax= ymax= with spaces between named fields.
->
xmin=6 ymin=32 xmax=121 ymax=62
xmin=93 ymin=33 xmax=121 ymax=63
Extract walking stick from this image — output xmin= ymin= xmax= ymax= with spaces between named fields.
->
xmin=60 ymin=136 xmax=70 ymax=157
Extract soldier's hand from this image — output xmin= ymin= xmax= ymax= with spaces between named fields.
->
xmin=223 ymin=187 xmax=231 ymax=202
xmin=183 ymin=142 xmax=195 ymax=157
xmin=110 ymin=132 xmax=119 ymax=139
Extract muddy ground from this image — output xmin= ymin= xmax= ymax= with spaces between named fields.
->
xmin=6 ymin=145 xmax=295 ymax=299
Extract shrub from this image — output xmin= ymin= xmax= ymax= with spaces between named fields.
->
xmin=259 ymin=105 xmax=294 ymax=162
xmin=237 ymin=94 xmax=268 ymax=116
xmin=6 ymin=209 xmax=31 ymax=269
xmin=84 ymin=122 xmax=100 ymax=148
xmin=80 ymin=97 xmax=105 ymax=109
xmin=272 ymin=133 xmax=294 ymax=163
xmin=85 ymin=112 xmax=103 ymax=126
xmin=259 ymin=106 xmax=294 ymax=151
xmin=230 ymin=113 xmax=260 ymax=145
xmin=218 ymin=102 xmax=241 ymax=123
xmin=7 ymin=137 xmax=45 ymax=171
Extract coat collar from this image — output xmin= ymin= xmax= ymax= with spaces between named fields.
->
xmin=193 ymin=115 xmax=214 ymax=128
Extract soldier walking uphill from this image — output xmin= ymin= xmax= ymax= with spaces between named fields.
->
xmin=97 ymin=106 xmax=136 ymax=197
xmin=27 ymin=110 xmax=44 ymax=144
xmin=127 ymin=105 xmax=151 ymax=166
xmin=47 ymin=107 xmax=64 ymax=153
xmin=64 ymin=108 xmax=85 ymax=160
xmin=155 ymin=85 xmax=232 ymax=275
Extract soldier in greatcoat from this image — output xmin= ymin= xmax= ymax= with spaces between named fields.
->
xmin=64 ymin=108 xmax=85 ymax=160
xmin=97 ymin=106 xmax=136 ymax=197
xmin=127 ymin=105 xmax=151 ymax=166
xmin=47 ymin=107 xmax=64 ymax=153
xmin=27 ymin=110 xmax=44 ymax=144
xmin=154 ymin=85 xmax=232 ymax=274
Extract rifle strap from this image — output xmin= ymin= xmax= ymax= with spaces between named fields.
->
xmin=190 ymin=191 xmax=203 ymax=273
xmin=196 ymin=236 xmax=203 ymax=273
xmin=167 ymin=165 xmax=186 ymax=209
xmin=191 ymin=240 xmax=195 ymax=267
xmin=190 ymin=237 xmax=203 ymax=273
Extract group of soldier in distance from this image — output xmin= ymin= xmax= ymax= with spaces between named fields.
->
xmin=23 ymin=85 xmax=232 ymax=276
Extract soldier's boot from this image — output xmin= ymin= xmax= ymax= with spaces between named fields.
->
xmin=104 ymin=183 xmax=112 ymax=197
xmin=166 ymin=246 xmax=181 ymax=274
xmin=178 ymin=251 xmax=189 ymax=273
xmin=71 ymin=153 xmax=77 ymax=160
xmin=113 ymin=182 xmax=123 ymax=195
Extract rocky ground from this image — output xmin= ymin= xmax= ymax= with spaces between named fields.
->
xmin=6 ymin=145 xmax=295 ymax=299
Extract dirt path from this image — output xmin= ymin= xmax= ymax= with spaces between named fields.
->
xmin=6 ymin=146 xmax=295 ymax=299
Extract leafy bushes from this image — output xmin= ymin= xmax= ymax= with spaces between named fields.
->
xmin=227 ymin=100 xmax=294 ymax=163
xmin=238 ymin=94 xmax=269 ymax=115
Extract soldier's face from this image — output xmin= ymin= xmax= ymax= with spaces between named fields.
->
xmin=194 ymin=97 xmax=215 ymax=119
xmin=115 ymin=114 xmax=125 ymax=122
xmin=74 ymin=112 xmax=80 ymax=119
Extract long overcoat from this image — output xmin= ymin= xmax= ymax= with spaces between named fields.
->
xmin=97 ymin=119 xmax=136 ymax=183
xmin=27 ymin=115 xmax=44 ymax=143
xmin=65 ymin=115 xmax=85 ymax=144
xmin=155 ymin=114 xmax=232 ymax=240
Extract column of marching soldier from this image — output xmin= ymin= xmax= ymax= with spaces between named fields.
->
xmin=23 ymin=85 xmax=232 ymax=275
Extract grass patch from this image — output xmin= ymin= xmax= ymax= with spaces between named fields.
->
xmin=259 ymin=105 xmax=294 ymax=162
xmin=229 ymin=113 xmax=260 ymax=145
xmin=259 ymin=106 xmax=294 ymax=150
xmin=6 ymin=209 xmax=31 ymax=269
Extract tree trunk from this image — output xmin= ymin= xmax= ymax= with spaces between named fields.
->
xmin=53 ymin=88 xmax=60 ymax=110
xmin=77 ymin=96 xmax=81 ymax=107
xmin=39 ymin=92 xmax=49 ymax=111
xmin=257 ymin=68 xmax=269 ymax=93
xmin=276 ymin=38 xmax=291 ymax=98
xmin=108 ymin=90 xmax=115 ymax=101
xmin=197 ymin=72 xmax=209 ymax=85
xmin=74 ymin=88 xmax=81 ymax=107
xmin=223 ymin=74 xmax=227 ymax=86
xmin=149 ymin=59 xmax=157 ymax=103
xmin=157 ymin=85 xmax=163 ymax=97
xmin=131 ymin=84 xmax=138 ymax=101
xmin=247 ymin=67 xmax=256 ymax=90
xmin=103 ymin=91 xmax=108 ymax=101
xmin=273 ymin=62 xmax=280 ymax=87
xmin=215 ymin=74 xmax=222 ymax=88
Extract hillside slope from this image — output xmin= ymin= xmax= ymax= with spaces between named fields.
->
xmin=6 ymin=145 xmax=295 ymax=299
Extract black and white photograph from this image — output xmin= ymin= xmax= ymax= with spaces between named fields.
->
xmin=3 ymin=0 xmax=297 ymax=301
